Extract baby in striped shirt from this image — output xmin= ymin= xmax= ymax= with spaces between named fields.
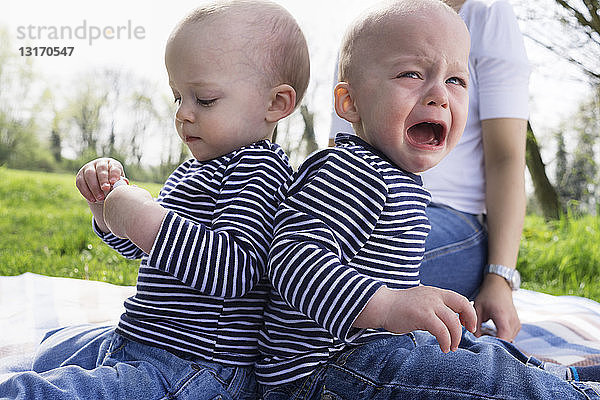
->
xmin=257 ymin=0 xmax=474 ymax=392
xmin=0 ymin=1 xmax=309 ymax=400
xmin=257 ymin=1 xmax=600 ymax=399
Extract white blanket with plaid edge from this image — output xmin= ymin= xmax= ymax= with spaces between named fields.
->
xmin=1 ymin=273 xmax=600 ymax=367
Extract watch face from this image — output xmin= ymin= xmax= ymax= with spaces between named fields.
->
xmin=487 ymin=264 xmax=520 ymax=290
xmin=510 ymin=270 xmax=521 ymax=290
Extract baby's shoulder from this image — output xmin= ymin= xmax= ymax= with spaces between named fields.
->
xmin=301 ymin=146 xmax=380 ymax=177
xmin=290 ymin=146 xmax=388 ymax=200
xmin=223 ymin=140 xmax=293 ymax=178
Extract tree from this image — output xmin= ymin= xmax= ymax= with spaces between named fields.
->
xmin=50 ymin=127 xmax=62 ymax=163
xmin=128 ymin=91 xmax=159 ymax=166
xmin=526 ymin=122 xmax=562 ymax=219
xmin=67 ymin=80 xmax=108 ymax=158
xmin=515 ymin=0 xmax=600 ymax=218
xmin=554 ymin=128 xmax=568 ymax=199
xmin=566 ymin=129 xmax=597 ymax=213
xmin=142 ymin=95 xmax=189 ymax=184
xmin=0 ymin=27 xmax=53 ymax=170
xmin=300 ymin=104 xmax=319 ymax=157
xmin=556 ymin=89 xmax=600 ymax=213
xmin=518 ymin=0 xmax=600 ymax=83
xmin=99 ymin=69 xmax=128 ymax=158
xmin=63 ymin=70 xmax=166 ymax=168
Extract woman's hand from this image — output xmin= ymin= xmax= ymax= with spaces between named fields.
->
xmin=474 ymin=274 xmax=521 ymax=341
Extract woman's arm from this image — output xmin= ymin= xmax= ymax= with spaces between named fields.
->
xmin=476 ymin=117 xmax=527 ymax=341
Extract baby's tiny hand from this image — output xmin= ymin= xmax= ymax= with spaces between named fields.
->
xmin=357 ymin=285 xmax=476 ymax=354
xmin=76 ymin=158 xmax=126 ymax=203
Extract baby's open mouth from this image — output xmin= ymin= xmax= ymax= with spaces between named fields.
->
xmin=407 ymin=122 xmax=445 ymax=147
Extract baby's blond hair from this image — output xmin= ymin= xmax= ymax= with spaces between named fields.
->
xmin=171 ymin=0 xmax=310 ymax=107
xmin=338 ymin=0 xmax=457 ymax=84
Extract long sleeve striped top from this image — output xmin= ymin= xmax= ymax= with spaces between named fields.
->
xmin=95 ymin=140 xmax=293 ymax=366
xmin=256 ymin=134 xmax=431 ymax=385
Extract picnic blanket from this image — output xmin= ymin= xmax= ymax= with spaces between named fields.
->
xmin=1 ymin=273 xmax=600 ymax=367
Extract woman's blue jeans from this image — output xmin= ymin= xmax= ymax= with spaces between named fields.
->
xmin=421 ymin=203 xmax=488 ymax=300
xmin=260 ymin=331 xmax=600 ymax=399
xmin=0 ymin=324 xmax=258 ymax=400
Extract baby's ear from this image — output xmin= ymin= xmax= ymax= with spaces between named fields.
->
xmin=266 ymin=84 xmax=296 ymax=123
xmin=334 ymin=82 xmax=360 ymax=123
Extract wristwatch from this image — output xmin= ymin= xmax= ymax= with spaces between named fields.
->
xmin=484 ymin=264 xmax=521 ymax=291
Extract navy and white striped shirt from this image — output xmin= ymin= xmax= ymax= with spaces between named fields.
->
xmin=96 ymin=140 xmax=293 ymax=366
xmin=257 ymin=134 xmax=431 ymax=385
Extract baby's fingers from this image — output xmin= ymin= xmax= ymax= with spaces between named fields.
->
xmin=95 ymin=161 xmax=112 ymax=193
xmin=426 ymin=316 xmax=452 ymax=354
xmin=107 ymin=159 xmax=125 ymax=186
xmin=77 ymin=163 xmax=106 ymax=202
xmin=444 ymin=292 xmax=477 ymax=334
xmin=436 ymin=307 xmax=463 ymax=352
xmin=75 ymin=172 xmax=95 ymax=203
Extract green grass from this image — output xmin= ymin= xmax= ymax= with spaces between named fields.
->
xmin=519 ymin=214 xmax=600 ymax=301
xmin=1 ymin=168 xmax=600 ymax=303
xmin=0 ymin=167 xmax=161 ymax=286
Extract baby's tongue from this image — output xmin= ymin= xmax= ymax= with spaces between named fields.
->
xmin=408 ymin=123 xmax=437 ymax=145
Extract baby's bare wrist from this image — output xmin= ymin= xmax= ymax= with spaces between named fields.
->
xmin=353 ymin=285 xmax=392 ymax=329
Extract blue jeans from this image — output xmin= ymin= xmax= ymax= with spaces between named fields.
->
xmin=0 ymin=324 xmax=258 ymax=400
xmin=260 ymin=331 xmax=600 ymax=400
xmin=421 ymin=203 xmax=488 ymax=300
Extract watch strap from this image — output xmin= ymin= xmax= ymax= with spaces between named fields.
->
xmin=485 ymin=264 xmax=520 ymax=290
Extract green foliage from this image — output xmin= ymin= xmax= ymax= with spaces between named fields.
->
xmin=554 ymin=90 xmax=600 ymax=214
xmin=0 ymin=168 xmax=161 ymax=286
xmin=2 ymin=168 xmax=600 ymax=303
xmin=0 ymin=26 xmax=179 ymax=182
xmin=519 ymin=214 xmax=600 ymax=301
xmin=0 ymin=27 xmax=52 ymax=172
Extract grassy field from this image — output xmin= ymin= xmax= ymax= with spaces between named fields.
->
xmin=1 ymin=168 xmax=600 ymax=302
xmin=519 ymin=214 xmax=600 ymax=300
xmin=0 ymin=168 xmax=161 ymax=286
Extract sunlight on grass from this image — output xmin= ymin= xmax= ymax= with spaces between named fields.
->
xmin=519 ymin=215 xmax=600 ymax=301
xmin=0 ymin=168 xmax=162 ymax=286
xmin=2 ymin=168 xmax=600 ymax=302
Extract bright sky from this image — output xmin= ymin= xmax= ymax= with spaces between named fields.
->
xmin=1 ymin=0 xmax=592 ymax=161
